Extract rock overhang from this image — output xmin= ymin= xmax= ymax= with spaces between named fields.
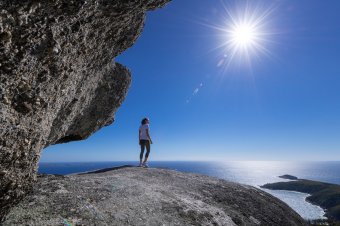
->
xmin=0 ymin=0 xmax=170 ymax=221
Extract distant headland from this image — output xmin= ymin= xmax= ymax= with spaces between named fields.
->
xmin=261 ymin=175 xmax=340 ymax=223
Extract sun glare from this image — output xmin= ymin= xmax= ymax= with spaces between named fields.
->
xmin=225 ymin=14 xmax=266 ymax=60
xmin=207 ymin=2 xmax=275 ymax=69
xmin=230 ymin=22 xmax=258 ymax=49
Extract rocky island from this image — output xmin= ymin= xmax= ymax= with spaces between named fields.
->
xmin=3 ymin=167 xmax=307 ymax=226
xmin=279 ymin=175 xmax=298 ymax=180
xmin=262 ymin=175 xmax=340 ymax=223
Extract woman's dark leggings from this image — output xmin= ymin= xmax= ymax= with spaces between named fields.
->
xmin=140 ymin=140 xmax=150 ymax=160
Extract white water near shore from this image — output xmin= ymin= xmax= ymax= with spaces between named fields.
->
xmin=262 ymin=189 xmax=326 ymax=220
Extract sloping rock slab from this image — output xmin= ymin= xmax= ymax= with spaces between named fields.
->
xmin=3 ymin=168 xmax=307 ymax=226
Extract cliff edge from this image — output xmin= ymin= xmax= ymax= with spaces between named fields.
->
xmin=0 ymin=0 xmax=169 ymax=221
xmin=3 ymin=168 xmax=307 ymax=226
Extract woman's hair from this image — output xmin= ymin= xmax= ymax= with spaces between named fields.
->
xmin=141 ymin=118 xmax=149 ymax=125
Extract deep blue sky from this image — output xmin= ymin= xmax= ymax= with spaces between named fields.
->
xmin=41 ymin=0 xmax=340 ymax=162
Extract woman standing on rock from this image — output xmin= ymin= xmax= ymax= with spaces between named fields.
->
xmin=139 ymin=118 xmax=152 ymax=167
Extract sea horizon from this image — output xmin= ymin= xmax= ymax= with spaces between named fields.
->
xmin=38 ymin=160 xmax=340 ymax=183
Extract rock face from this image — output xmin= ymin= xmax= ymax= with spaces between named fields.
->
xmin=0 ymin=0 xmax=170 ymax=221
xmin=2 ymin=167 xmax=307 ymax=226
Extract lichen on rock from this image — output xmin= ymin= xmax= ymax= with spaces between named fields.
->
xmin=0 ymin=0 xmax=170 ymax=221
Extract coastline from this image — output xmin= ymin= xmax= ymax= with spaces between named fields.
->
xmin=261 ymin=187 xmax=327 ymax=220
xmin=261 ymin=175 xmax=340 ymax=223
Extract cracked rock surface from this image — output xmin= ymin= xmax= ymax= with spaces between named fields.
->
xmin=3 ymin=167 xmax=307 ymax=226
xmin=0 ymin=0 xmax=169 ymax=221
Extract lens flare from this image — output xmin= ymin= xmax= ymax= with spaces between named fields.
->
xmin=204 ymin=1 xmax=276 ymax=70
xmin=225 ymin=12 xmax=267 ymax=61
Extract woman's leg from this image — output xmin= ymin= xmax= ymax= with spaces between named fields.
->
xmin=143 ymin=141 xmax=151 ymax=164
xmin=140 ymin=141 xmax=145 ymax=165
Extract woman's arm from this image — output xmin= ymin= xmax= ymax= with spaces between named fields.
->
xmin=139 ymin=129 xmax=141 ymax=145
xmin=146 ymin=129 xmax=152 ymax=144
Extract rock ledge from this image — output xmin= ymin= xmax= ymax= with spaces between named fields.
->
xmin=3 ymin=167 xmax=307 ymax=226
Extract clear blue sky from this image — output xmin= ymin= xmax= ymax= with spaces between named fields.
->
xmin=41 ymin=0 xmax=340 ymax=162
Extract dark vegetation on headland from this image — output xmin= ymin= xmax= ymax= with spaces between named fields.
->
xmin=279 ymin=174 xmax=298 ymax=180
xmin=261 ymin=175 xmax=340 ymax=224
xmin=307 ymin=219 xmax=340 ymax=226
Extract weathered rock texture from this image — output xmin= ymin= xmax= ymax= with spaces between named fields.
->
xmin=2 ymin=167 xmax=307 ymax=226
xmin=0 ymin=0 xmax=169 ymax=222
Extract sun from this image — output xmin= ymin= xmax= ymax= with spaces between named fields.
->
xmin=226 ymin=16 xmax=264 ymax=57
xmin=230 ymin=22 xmax=259 ymax=49
xmin=210 ymin=2 xmax=275 ymax=68
xmin=200 ymin=1 xmax=276 ymax=70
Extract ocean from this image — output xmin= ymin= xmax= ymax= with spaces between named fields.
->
xmin=38 ymin=161 xmax=340 ymax=220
